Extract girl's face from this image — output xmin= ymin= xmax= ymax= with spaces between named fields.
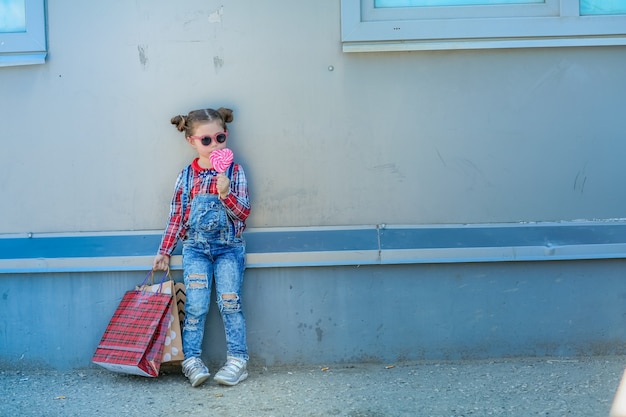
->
xmin=186 ymin=121 xmax=228 ymax=161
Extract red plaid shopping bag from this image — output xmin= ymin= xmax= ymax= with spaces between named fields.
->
xmin=92 ymin=284 xmax=172 ymax=377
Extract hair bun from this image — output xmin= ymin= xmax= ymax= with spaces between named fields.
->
xmin=217 ymin=107 xmax=234 ymax=124
xmin=170 ymin=115 xmax=187 ymax=132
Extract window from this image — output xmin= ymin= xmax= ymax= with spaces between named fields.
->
xmin=580 ymin=0 xmax=626 ymax=15
xmin=341 ymin=0 xmax=626 ymax=51
xmin=0 ymin=0 xmax=47 ymax=67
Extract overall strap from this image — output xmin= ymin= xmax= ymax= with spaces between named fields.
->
xmin=180 ymin=165 xmax=194 ymax=230
xmin=226 ymin=162 xmax=235 ymax=180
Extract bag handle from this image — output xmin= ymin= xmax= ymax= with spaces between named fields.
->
xmin=138 ymin=268 xmax=170 ymax=293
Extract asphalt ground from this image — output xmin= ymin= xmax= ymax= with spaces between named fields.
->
xmin=1 ymin=355 xmax=625 ymax=417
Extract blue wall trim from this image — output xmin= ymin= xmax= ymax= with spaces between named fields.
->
xmin=380 ymin=223 xmax=626 ymax=249
xmin=0 ymin=234 xmax=167 ymax=259
xmin=1 ymin=222 xmax=625 ymax=273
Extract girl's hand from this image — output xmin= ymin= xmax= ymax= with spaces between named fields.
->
xmin=153 ymin=254 xmax=170 ymax=271
xmin=216 ymin=173 xmax=230 ymax=199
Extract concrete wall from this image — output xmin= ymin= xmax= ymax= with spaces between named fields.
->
xmin=1 ymin=0 xmax=624 ymax=235
xmin=1 ymin=1 xmax=625 ymax=370
xmin=2 ymin=259 xmax=626 ymax=370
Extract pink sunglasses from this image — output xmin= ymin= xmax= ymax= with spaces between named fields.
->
xmin=189 ymin=131 xmax=228 ymax=146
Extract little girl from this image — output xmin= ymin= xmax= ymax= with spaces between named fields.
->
xmin=153 ymin=107 xmax=251 ymax=388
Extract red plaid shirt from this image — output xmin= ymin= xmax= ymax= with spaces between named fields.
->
xmin=158 ymin=158 xmax=250 ymax=256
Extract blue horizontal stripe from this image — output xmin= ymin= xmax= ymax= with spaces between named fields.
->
xmin=0 ymin=235 xmax=169 ymax=260
xmin=380 ymin=224 xmax=626 ymax=250
xmin=0 ymin=228 xmax=379 ymax=260
xmin=245 ymin=228 xmax=379 ymax=253
xmin=1 ymin=223 xmax=624 ymax=265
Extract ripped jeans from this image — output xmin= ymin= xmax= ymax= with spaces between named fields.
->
xmin=182 ymin=231 xmax=248 ymax=362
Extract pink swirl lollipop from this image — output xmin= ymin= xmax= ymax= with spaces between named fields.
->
xmin=210 ymin=148 xmax=234 ymax=173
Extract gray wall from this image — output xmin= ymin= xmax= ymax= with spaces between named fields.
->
xmin=1 ymin=1 xmax=625 ymax=370
xmin=2 ymin=259 xmax=626 ymax=370
xmin=1 ymin=0 xmax=624 ymax=235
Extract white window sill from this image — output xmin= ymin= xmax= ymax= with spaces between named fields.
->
xmin=343 ymin=35 xmax=626 ymax=52
xmin=0 ymin=52 xmax=46 ymax=67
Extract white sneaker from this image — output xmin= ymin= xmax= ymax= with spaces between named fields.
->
xmin=214 ymin=356 xmax=248 ymax=386
xmin=182 ymin=357 xmax=210 ymax=387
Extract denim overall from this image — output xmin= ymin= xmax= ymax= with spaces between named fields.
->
xmin=180 ymin=165 xmax=248 ymax=361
